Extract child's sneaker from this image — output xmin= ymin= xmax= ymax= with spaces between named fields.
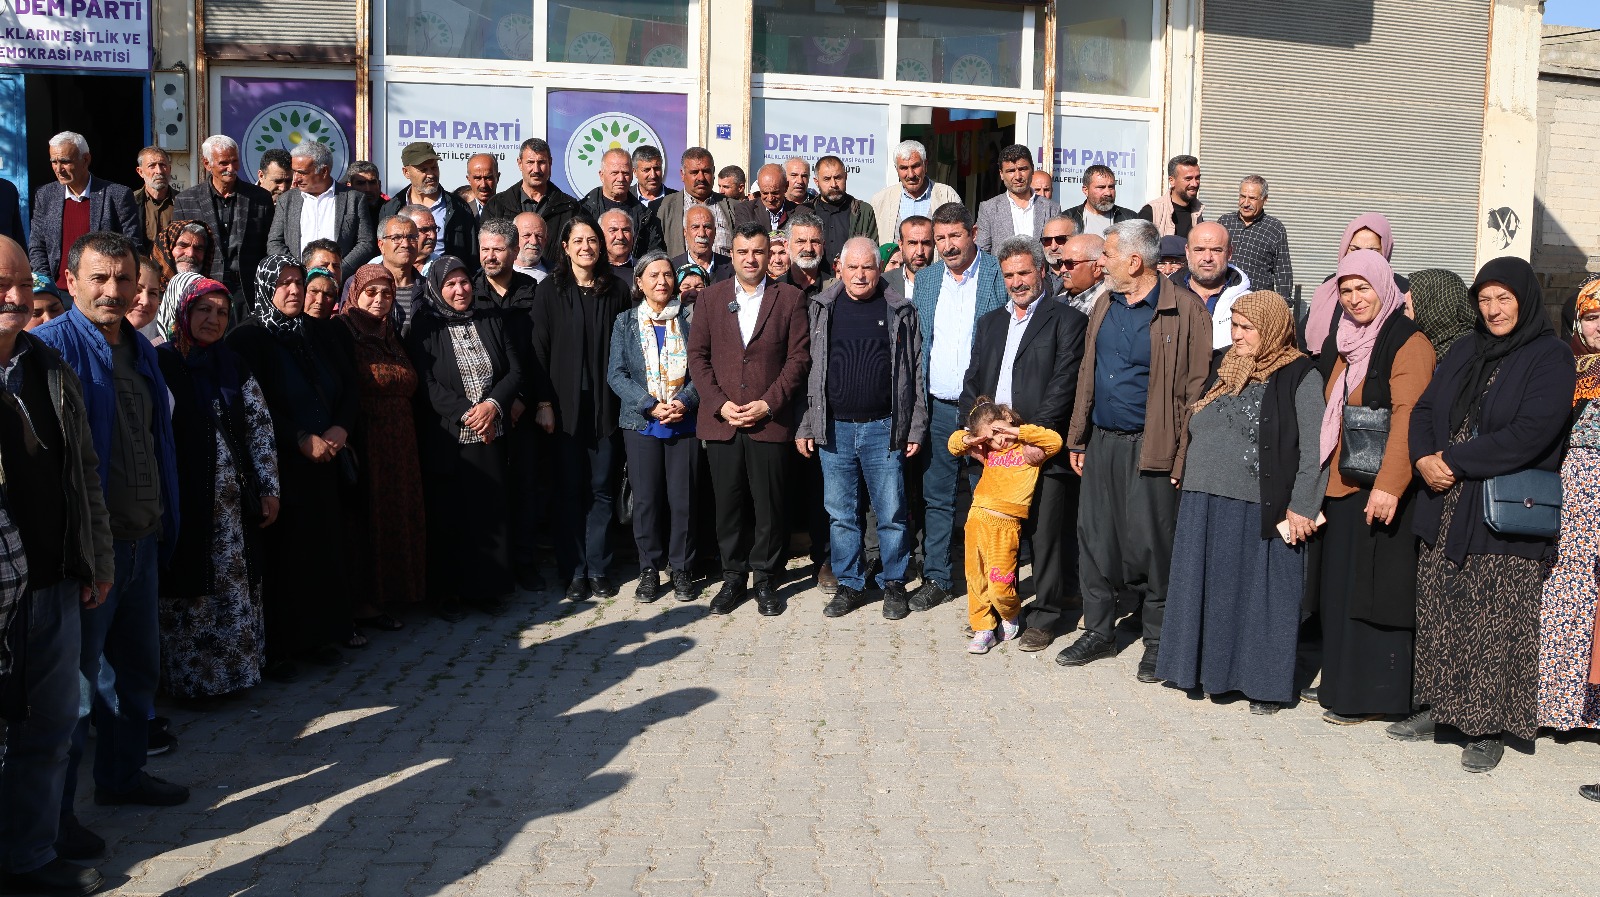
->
xmin=999 ymin=618 xmax=1021 ymax=642
xmin=968 ymin=629 xmax=997 ymax=654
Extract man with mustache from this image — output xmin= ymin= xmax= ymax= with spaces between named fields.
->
xmin=883 ymin=215 xmax=934 ymax=299
xmin=380 ymin=142 xmax=478 ymax=272
xmin=578 ymin=147 xmax=667 ymax=256
xmin=512 ymin=211 xmax=550 ymax=282
xmin=34 ymin=231 xmax=188 ymax=867
xmin=869 ymin=140 xmax=961 ymax=245
xmin=600 ymin=209 xmax=638 ymax=288
xmin=1064 ymin=164 xmax=1139 ymax=238
xmin=731 ymin=164 xmax=800 ymax=235
xmin=907 ymin=202 xmax=1006 ymax=614
xmin=483 ymin=138 xmax=579 ymax=267
xmin=133 ymin=146 xmax=174 ymax=249
xmin=655 ymin=147 xmax=732 ymax=259
xmin=631 ymin=145 xmax=677 ymax=213
xmin=1058 ymin=233 xmax=1110 ymax=316
xmin=173 ymin=134 xmax=275 ymax=313
xmin=961 ymin=235 xmax=1087 ymax=650
xmin=29 ymin=132 xmax=144 ymax=285
xmin=0 ymin=235 xmax=114 ymax=897
xmin=776 ymin=212 xmax=836 ymax=592
xmin=671 ymin=205 xmax=731 ymax=284
xmin=1138 ymin=154 xmax=1205 ymax=238
xmin=810 ymin=156 xmax=878 ymax=270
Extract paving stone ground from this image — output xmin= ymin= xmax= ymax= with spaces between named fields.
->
xmin=81 ymin=562 xmax=1600 ymax=896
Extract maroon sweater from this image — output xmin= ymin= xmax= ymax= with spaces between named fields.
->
xmin=58 ymin=196 xmax=91 ymax=284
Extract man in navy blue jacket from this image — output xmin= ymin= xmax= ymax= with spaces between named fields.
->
xmin=33 ymin=231 xmax=188 ymax=854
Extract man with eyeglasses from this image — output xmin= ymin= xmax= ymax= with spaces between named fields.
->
xmin=379 ymin=142 xmax=478 ymax=273
xmin=374 ymin=215 xmax=422 ymax=331
xmin=1038 ymin=214 xmax=1078 ymax=300
xmin=1058 ymin=233 xmax=1109 ymax=316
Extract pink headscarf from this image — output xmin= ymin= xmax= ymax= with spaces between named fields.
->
xmin=1318 ymin=249 xmax=1406 ymax=464
xmin=1305 ymin=213 xmax=1396 ymax=351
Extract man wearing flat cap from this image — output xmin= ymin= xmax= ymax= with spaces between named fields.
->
xmin=380 ymin=141 xmax=479 ymax=272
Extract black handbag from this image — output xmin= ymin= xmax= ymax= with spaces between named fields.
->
xmin=1337 ymin=378 xmax=1390 ymax=487
xmin=1483 ymin=470 xmax=1563 ymax=538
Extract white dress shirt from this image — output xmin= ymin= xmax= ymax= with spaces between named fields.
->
xmin=1008 ymin=193 xmax=1037 ymax=239
xmin=994 ymin=298 xmax=1039 ymax=407
xmin=299 ymin=184 xmax=339 ymax=250
xmin=928 ymin=255 xmax=983 ymax=400
xmin=734 ymin=277 xmax=766 ymax=346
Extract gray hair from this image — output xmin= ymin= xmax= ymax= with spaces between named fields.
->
xmin=599 ymin=208 xmax=633 ymax=230
xmin=49 ymin=131 xmax=90 ymax=156
xmin=1240 ymin=174 xmax=1269 ymax=197
xmin=200 ymin=134 xmax=238 ymax=163
xmin=399 ymin=203 xmax=434 ymax=220
xmin=632 ymin=250 xmax=672 ymax=283
xmin=1106 ymin=219 xmax=1159 ymax=268
xmin=377 ymin=214 xmax=416 ymax=237
xmin=839 ymin=236 xmax=881 ymax=268
xmin=784 ymin=210 xmax=825 ymax=242
xmin=290 ymin=140 xmax=334 ymax=173
xmin=994 ymin=236 xmax=1046 ymax=271
xmin=893 ymin=140 xmax=927 ymax=164
xmin=479 ymin=217 xmax=518 ymax=245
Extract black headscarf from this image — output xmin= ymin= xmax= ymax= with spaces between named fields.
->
xmin=1450 ymin=256 xmax=1553 ymax=430
xmin=423 ymin=256 xmax=475 ymax=323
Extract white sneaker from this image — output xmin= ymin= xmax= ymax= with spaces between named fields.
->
xmin=999 ymin=618 xmax=1021 ymax=642
xmin=968 ymin=630 xmax=997 ymax=654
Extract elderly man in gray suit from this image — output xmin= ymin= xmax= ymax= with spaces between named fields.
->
xmin=974 ymin=144 xmax=1060 ymax=256
xmin=268 ymin=141 xmax=376 ymax=279
xmin=27 ymin=131 xmax=142 ymax=283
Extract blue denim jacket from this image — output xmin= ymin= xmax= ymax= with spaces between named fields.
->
xmin=34 ymin=307 xmax=180 ymax=560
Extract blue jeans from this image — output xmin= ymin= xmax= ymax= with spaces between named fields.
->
xmin=819 ymin=417 xmax=909 ymax=591
xmin=63 ymin=533 xmax=160 ymax=814
xmin=0 ymin=581 xmax=81 ymax=873
xmin=921 ymin=398 xmax=974 ymax=591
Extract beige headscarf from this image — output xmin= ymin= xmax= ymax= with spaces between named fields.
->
xmin=1192 ymin=291 xmax=1305 ymax=413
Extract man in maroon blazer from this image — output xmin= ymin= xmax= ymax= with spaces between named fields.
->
xmin=687 ymin=222 xmax=812 ymax=615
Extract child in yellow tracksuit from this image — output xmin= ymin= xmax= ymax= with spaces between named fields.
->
xmin=948 ymin=400 xmax=1062 ymax=654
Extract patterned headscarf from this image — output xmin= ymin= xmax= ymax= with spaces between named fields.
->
xmin=1570 ymin=278 xmax=1600 ymax=358
xmin=1319 ymin=250 xmax=1407 ymax=463
xmin=1408 ymin=268 xmax=1475 ymax=359
xmin=155 ymin=271 xmax=201 ymax=343
xmin=172 ymin=278 xmax=230 ymax=353
xmin=1192 ymin=291 xmax=1304 ymax=413
xmin=164 ymin=277 xmax=244 ymax=420
xmin=338 ymin=265 xmax=409 ymax=365
xmin=423 ymin=256 xmax=474 ymax=323
xmin=1306 ymin=213 xmax=1397 ymax=350
xmin=253 ymin=255 xmax=307 ymax=333
xmin=153 ymin=219 xmax=214 ymax=285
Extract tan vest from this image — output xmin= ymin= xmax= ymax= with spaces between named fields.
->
xmin=1145 ymin=194 xmax=1205 ymax=237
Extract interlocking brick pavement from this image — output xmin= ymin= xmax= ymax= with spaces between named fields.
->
xmin=78 ymin=564 xmax=1600 ymax=896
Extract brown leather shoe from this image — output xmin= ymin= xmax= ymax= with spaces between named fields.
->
xmin=1017 ymin=627 xmax=1054 ymax=652
xmin=815 ymin=563 xmax=839 ymax=595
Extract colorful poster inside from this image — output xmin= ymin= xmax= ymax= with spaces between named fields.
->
xmin=221 ymin=77 xmax=357 ymax=189
xmin=547 ymin=90 xmax=687 ymax=200
xmin=753 ymin=99 xmax=891 ymax=195
xmin=1025 ymin=113 xmax=1152 ymax=205
xmin=385 ymin=82 xmax=533 ymax=194
xmin=0 ymin=0 xmax=151 ymax=72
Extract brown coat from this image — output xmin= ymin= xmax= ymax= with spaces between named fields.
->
xmin=1322 ymin=332 xmax=1435 ymax=499
xmin=686 ymin=277 xmax=811 ymax=443
xmin=1066 ymin=274 xmax=1212 ymax=477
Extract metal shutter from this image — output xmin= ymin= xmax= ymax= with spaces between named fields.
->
xmin=1197 ymin=1 xmax=1488 ymax=297
xmin=205 ymin=0 xmax=358 ymax=62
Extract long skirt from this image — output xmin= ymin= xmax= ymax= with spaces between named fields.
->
xmin=1538 ymin=447 xmax=1600 ymax=730
xmin=1416 ymin=479 xmax=1545 ymax=741
xmin=261 ymin=456 xmax=349 ymax=660
xmin=1318 ymin=493 xmax=1416 ymax=716
xmin=424 ymin=439 xmax=513 ymax=604
xmin=1156 ymin=492 xmax=1304 ymax=704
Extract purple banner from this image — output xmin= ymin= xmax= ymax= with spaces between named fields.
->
xmin=547 ymin=90 xmax=687 ymax=200
xmin=220 ymin=77 xmax=357 ymax=186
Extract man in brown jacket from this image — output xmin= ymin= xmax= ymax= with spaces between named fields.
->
xmin=1054 ymin=219 xmax=1211 ymax=682
xmin=687 ymin=222 xmax=811 ymax=616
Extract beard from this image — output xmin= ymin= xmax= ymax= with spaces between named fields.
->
xmin=1091 ymin=198 xmax=1115 ymax=213
xmin=793 ymin=253 xmax=821 ymax=272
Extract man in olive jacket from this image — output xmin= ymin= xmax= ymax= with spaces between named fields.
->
xmin=1054 ymin=219 xmax=1211 ymax=682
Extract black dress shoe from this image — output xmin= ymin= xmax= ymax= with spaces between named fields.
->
xmin=1249 ymin=701 xmax=1281 ymax=715
xmin=590 ymin=576 xmax=618 ymax=599
xmin=635 ymin=569 xmax=662 ymax=603
xmin=94 ymin=772 xmax=190 ymax=807
xmin=1299 ymin=685 xmax=1320 ymax=704
xmin=54 ymin=817 xmax=105 ymax=861
xmin=672 ymin=570 xmax=697 ymax=602
xmin=755 ymin=585 xmax=783 ymax=616
xmin=1136 ymin=645 xmax=1160 ymax=683
xmin=1386 ymin=708 xmax=1436 ymax=742
xmin=1462 ymin=736 xmax=1505 ymax=773
xmin=565 ymin=578 xmax=592 ymax=601
xmin=1054 ymin=631 xmax=1115 ymax=667
xmin=908 ymin=581 xmax=952 ymax=612
xmin=822 ymin=585 xmax=866 ymax=618
xmin=881 ymin=582 xmax=910 ymax=620
xmin=709 ymin=579 xmax=747 ymax=615
xmin=0 ymin=857 xmax=103 ymax=895
xmin=1580 ymin=783 xmax=1600 ymax=802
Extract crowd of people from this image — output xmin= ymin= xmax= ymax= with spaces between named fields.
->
xmin=0 ymin=125 xmax=1597 ymax=895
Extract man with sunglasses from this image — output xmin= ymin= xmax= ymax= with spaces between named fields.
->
xmin=1058 ymin=234 xmax=1109 ymax=316
xmin=1038 ymin=214 xmax=1078 ymax=301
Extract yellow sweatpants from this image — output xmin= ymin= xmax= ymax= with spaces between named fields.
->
xmin=964 ymin=507 xmax=1021 ymax=633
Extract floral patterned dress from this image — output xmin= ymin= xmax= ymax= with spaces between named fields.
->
xmin=158 ymin=377 xmax=280 ymax=698
xmin=1537 ymin=397 xmax=1600 ymax=729
xmin=350 ymin=339 xmax=427 ymax=606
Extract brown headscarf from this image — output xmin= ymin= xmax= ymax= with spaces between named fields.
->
xmin=337 ymin=265 xmax=408 ymax=364
xmin=154 ymin=219 xmax=214 ymax=284
xmin=1193 ymin=291 xmax=1304 ymax=413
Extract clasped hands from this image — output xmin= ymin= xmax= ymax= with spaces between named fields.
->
xmin=719 ymin=399 xmax=771 ymax=429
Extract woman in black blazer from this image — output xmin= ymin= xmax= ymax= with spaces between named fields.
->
xmin=406 ymin=255 xmax=523 ymax=618
xmin=1407 ymin=256 xmax=1576 ymax=773
xmin=529 ymin=216 xmax=632 ymax=601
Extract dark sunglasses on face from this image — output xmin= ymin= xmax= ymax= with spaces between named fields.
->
xmin=1039 ymin=234 xmax=1072 ymax=246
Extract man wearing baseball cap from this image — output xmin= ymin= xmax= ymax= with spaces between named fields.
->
xmin=379 ymin=142 xmax=479 ymax=272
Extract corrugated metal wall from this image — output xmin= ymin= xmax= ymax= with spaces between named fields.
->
xmin=206 ymin=0 xmax=357 ymax=55
xmin=1198 ymin=1 xmax=1488 ymax=297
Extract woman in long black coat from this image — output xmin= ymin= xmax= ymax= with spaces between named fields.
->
xmin=529 ymin=216 xmax=632 ymax=601
xmin=406 ymin=255 xmax=523 ymax=618
xmin=225 ymin=255 xmax=360 ymax=681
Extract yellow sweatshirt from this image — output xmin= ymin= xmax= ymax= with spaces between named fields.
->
xmin=947 ymin=424 xmax=1063 ymax=519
